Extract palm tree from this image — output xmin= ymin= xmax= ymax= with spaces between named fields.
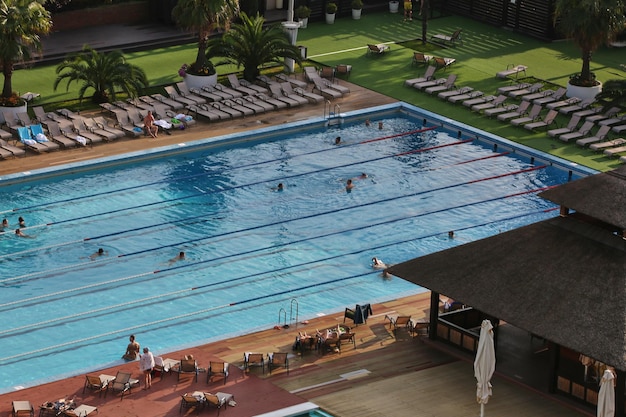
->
xmin=171 ymin=0 xmax=239 ymax=76
xmin=210 ymin=12 xmax=302 ymax=82
xmin=0 ymin=0 xmax=52 ymax=102
xmin=53 ymin=46 xmax=148 ymax=103
xmin=554 ymin=0 xmax=625 ymax=86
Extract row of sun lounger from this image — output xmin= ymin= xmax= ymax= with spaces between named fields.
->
xmin=404 ymin=69 xmax=626 ymax=160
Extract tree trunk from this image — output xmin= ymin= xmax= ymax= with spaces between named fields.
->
xmin=421 ymin=0 xmax=429 ymax=45
xmin=2 ymin=60 xmax=13 ymax=98
xmin=580 ymin=49 xmax=592 ymax=83
xmin=196 ymin=32 xmax=208 ymax=67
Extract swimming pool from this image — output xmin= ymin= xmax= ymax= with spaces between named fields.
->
xmin=0 ymin=103 xmax=595 ymax=393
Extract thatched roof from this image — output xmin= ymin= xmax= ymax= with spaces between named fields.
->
xmin=539 ymin=165 xmax=626 ymax=230
xmin=387 ymin=214 xmax=626 ymax=370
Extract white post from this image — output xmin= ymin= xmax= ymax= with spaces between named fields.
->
xmin=480 ymin=403 xmax=484 ymax=417
xmin=281 ymin=0 xmax=299 ymax=73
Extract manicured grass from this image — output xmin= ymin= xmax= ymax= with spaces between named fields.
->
xmin=11 ymin=13 xmax=626 ymax=171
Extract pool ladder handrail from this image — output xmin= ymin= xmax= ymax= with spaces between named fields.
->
xmin=277 ymin=298 xmax=299 ymax=329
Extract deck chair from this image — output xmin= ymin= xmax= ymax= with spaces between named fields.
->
xmin=471 ymin=94 xmax=507 ymax=112
xmin=243 ymin=95 xmax=275 ymax=112
xmin=174 ymin=82 xmax=208 ymax=104
xmin=28 ymin=124 xmax=60 ymax=151
xmin=433 ymin=56 xmax=455 ymax=71
xmin=275 ymin=72 xmax=308 ymax=89
xmin=320 ymin=66 xmax=335 ymax=80
xmin=496 ymin=100 xmax=531 ymax=122
xmin=524 ymin=109 xmax=559 ymax=131
xmin=0 ymin=138 xmax=25 ymax=156
xmin=0 ymin=126 xmax=12 ymax=140
xmin=414 ymin=74 xmax=456 ymax=91
xmin=215 ymin=82 xmax=243 ymax=98
xmin=431 ymin=29 xmax=463 ymax=46
xmin=254 ymin=93 xmax=289 ymax=110
xmin=12 ymin=401 xmax=34 ymax=417
xmin=164 ymin=85 xmax=200 ymax=106
xmin=207 ymin=361 xmax=229 ymax=384
xmin=438 ymin=85 xmax=473 ymax=100
xmin=404 ymin=65 xmax=437 ymax=87
xmin=590 ymin=138 xmax=626 ymax=152
xmin=83 ymin=375 xmax=108 ymax=396
xmin=17 ymin=126 xmax=49 ymax=153
xmin=558 ymin=121 xmax=594 ymax=143
xmin=210 ymin=101 xmax=242 ymax=118
xmin=339 ymin=329 xmax=357 ymax=349
xmin=204 ymin=392 xmax=234 ymax=416
xmin=177 ymin=358 xmax=199 ymax=382
xmin=320 ymin=337 xmax=341 ymax=355
xmin=531 ymin=87 xmax=567 ymax=106
xmin=587 ymin=107 xmax=622 ymax=124
xmin=0 ymin=144 xmax=12 ymax=159
xmin=187 ymin=104 xmax=224 ymax=121
xmin=548 ymin=115 xmax=581 ymax=137
xmin=232 ymin=97 xmax=266 ymax=114
xmin=222 ymin=99 xmax=254 ymax=116
xmin=424 ymin=74 xmax=457 ymax=94
xmin=496 ymin=64 xmax=527 ymax=79
xmin=281 ymin=82 xmax=323 ymax=104
xmin=111 ymin=110 xmax=141 ymax=137
xmin=268 ymin=352 xmax=289 ymax=375
xmin=2 ymin=111 xmax=21 ymax=133
xmin=558 ymin=98 xmax=595 ymax=115
xmin=507 ymin=82 xmax=544 ymax=98
xmin=93 ymin=116 xmax=126 ymax=138
xmin=462 ymin=94 xmax=496 ymax=108
xmin=545 ymin=96 xmax=581 ymax=111
xmin=521 ymin=87 xmax=560 ymax=103
xmin=576 ymin=125 xmax=612 ymax=147
xmin=412 ymin=52 xmax=432 ymax=66
xmin=510 ymin=104 xmax=543 ymax=126
xmin=72 ymin=118 xmax=103 ymax=144
xmin=106 ymin=371 xmax=133 ymax=400
xmin=613 ymin=123 xmax=626 ymax=134
xmin=227 ymin=73 xmax=259 ymax=95
xmin=448 ymin=90 xmax=484 ymax=104
xmin=388 ymin=315 xmax=412 ymax=331
xmin=150 ymin=93 xmax=185 ymax=110
xmin=604 ymin=144 xmax=626 ymax=157
xmin=366 ymin=43 xmax=390 ymax=55
xmin=83 ymin=118 xmax=118 ymax=141
xmin=244 ymin=352 xmax=265 ymax=373
xmin=16 ymin=112 xmax=32 ymax=126
xmin=60 ymin=405 xmax=98 ymax=417
xmin=180 ymin=394 xmax=203 ymax=414
xmin=302 ymin=66 xmax=319 ymax=83
xmin=312 ymin=79 xmax=342 ymax=100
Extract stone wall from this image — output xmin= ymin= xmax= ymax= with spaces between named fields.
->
xmin=52 ymin=1 xmax=150 ymax=31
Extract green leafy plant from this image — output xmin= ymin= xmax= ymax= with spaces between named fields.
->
xmin=326 ymin=2 xmax=337 ymax=13
xmin=351 ymin=0 xmax=362 ymax=9
xmin=295 ymin=5 xmax=310 ymax=18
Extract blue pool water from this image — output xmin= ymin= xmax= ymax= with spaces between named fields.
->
xmin=0 ymin=103 xmax=593 ymax=393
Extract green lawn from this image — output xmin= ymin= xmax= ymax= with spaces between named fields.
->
xmin=11 ymin=12 xmax=626 ymax=171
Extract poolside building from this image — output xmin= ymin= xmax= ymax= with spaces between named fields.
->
xmin=388 ymin=165 xmax=626 ymax=415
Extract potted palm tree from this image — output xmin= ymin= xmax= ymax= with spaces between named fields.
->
xmin=0 ymin=0 xmax=52 ymax=123
xmin=351 ymin=0 xmax=363 ymax=19
xmin=325 ymin=2 xmax=337 ymax=24
xmin=554 ymin=0 xmax=626 ymax=100
xmin=172 ymin=0 xmax=239 ymax=90
xmin=296 ymin=5 xmax=311 ymax=28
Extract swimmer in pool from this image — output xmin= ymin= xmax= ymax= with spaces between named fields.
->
xmin=90 ymin=248 xmax=108 ymax=260
xmin=346 ymin=179 xmax=354 ymax=192
xmin=372 ymin=257 xmax=387 ymax=269
xmin=168 ymin=251 xmax=186 ymax=265
xmin=365 ymin=119 xmax=371 ymax=127
xmin=334 ymin=136 xmax=341 ymax=145
xmin=273 ymin=183 xmax=284 ymax=192
xmin=358 ymin=173 xmax=368 ymax=179
xmin=15 ymin=229 xmax=33 ymax=238
xmin=18 ymin=217 xmax=25 ymax=227
xmin=1 ymin=218 xmax=8 ymax=229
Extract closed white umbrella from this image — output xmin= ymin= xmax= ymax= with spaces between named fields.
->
xmin=474 ymin=319 xmax=496 ymax=417
xmin=597 ymin=369 xmax=616 ymax=417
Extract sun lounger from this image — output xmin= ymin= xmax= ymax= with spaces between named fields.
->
xmin=496 ymin=64 xmax=527 ymax=79
xmin=433 ymin=57 xmax=455 ymax=70
xmin=484 ymin=103 xmax=518 ymax=118
xmin=254 ymin=93 xmax=289 ymax=110
xmin=175 ymin=82 xmax=209 ymax=104
xmin=448 ymin=90 xmax=483 ymax=104
xmin=596 ymin=111 xmax=626 ymax=126
xmin=187 ymin=104 xmax=221 ymax=121
xmin=233 ymin=97 xmax=266 ymax=114
xmin=496 ymin=82 xmax=531 ymax=95
xmin=576 ymin=125 xmax=612 ymax=147
xmin=281 ymin=82 xmax=323 ymax=104
xmin=17 ymin=126 xmax=50 ymax=152
xmin=545 ymin=96 xmax=581 ymax=110
xmin=0 ymin=127 xmax=12 ymax=140
xmin=312 ymin=79 xmax=342 ymax=99
xmin=269 ymin=83 xmax=302 ymax=107
xmin=227 ymin=74 xmax=260 ymax=95
xmin=496 ymin=100 xmax=531 ymax=122
xmin=463 ymin=94 xmax=496 ymax=108
xmin=149 ymin=93 xmax=185 ymax=110
xmin=604 ymin=145 xmax=626 ymax=157
xmin=507 ymin=82 xmax=544 ymax=98
xmin=0 ymin=144 xmax=11 ymax=159
xmin=404 ymin=66 xmax=437 ymax=87
xmin=415 ymin=74 xmax=456 ymax=92
xmin=242 ymin=95 xmax=275 ymax=112
xmin=557 ymin=121 xmax=594 ymax=142
xmin=412 ymin=52 xmax=432 ymax=66
xmin=524 ymin=109 xmax=558 ymax=131
xmin=558 ymin=98 xmax=595 ymax=115
xmin=274 ymin=72 xmax=307 ymax=89
xmin=0 ymin=138 xmax=25 ymax=156
xmin=613 ymin=124 xmax=626 ymax=134
xmin=223 ymin=99 xmax=255 ymax=116
xmin=548 ymin=115 xmax=581 ymax=138
xmin=83 ymin=118 xmax=118 ymax=141
xmin=367 ymin=43 xmax=390 ymax=54
xmin=590 ymin=138 xmax=626 ymax=151
xmin=471 ymin=95 xmax=507 ymax=112
xmin=211 ymin=102 xmax=242 ymax=118
xmin=111 ymin=109 xmax=142 ymax=137
xmin=43 ymin=121 xmax=77 ymax=148
xmin=431 ymin=29 xmax=462 ymax=46
xmin=437 ymin=86 xmax=473 ymax=100
xmin=510 ymin=104 xmax=543 ymax=126
xmin=165 ymin=85 xmax=202 ymax=106
xmin=215 ymin=82 xmax=243 ymax=98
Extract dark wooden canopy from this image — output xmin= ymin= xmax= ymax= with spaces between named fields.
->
xmin=387 ymin=166 xmax=626 ymax=371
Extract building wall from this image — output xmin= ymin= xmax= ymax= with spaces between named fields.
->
xmin=51 ymin=1 xmax=150 ymax=31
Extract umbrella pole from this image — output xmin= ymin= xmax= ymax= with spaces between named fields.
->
xmin=480 ymin=403 xmax=485 ymax=417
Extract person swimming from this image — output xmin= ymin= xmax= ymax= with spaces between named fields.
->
xmin=277 ymin=183 xmax=284 ymax=191
xmin=372 ymin=257 xmax=387 ymax=269
xmin=346 ymin=179 xmax=354 ymax=192
xmin=168 ymin=251 xmax=186 ymax=265
xmin=89 ymin=248 xmax=107 ymax=260
xmin=334 ymin=136 xmax=342 ymax=145
xmin=15 ymin=229 xmax=32 ymax=238
xmin=18 ymin=217 xmax=25 ymax=227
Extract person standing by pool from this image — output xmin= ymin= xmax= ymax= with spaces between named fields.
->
xmin=139 ymin=347 xmax=155 ymax=389
xmin=122 ymin=334 xmax=140 ymax=361
xmin=403 ymin=0 xmax=413 ymax=20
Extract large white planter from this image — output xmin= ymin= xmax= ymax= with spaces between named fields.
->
xmin=183 ymin=73 xmax=217 ymax=91
xmin=352 ymin=8 xmax=362 ymax=19
xmin=298 ymin=17 xmax=308 ymax=28
xmin=0 ymin=103 xmax=27 ymax=124
xmin=389 ymin=1 xmax=399 ymax=13
xmin=325 ymin=12 xmax=336 ymax=24
xmin=566 ymin=80 xmax=602 ymax=100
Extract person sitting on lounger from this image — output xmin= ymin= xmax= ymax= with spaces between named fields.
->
xmin=144 ymin=111 xmax=158 ymax=138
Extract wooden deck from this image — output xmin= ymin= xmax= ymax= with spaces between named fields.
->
xmin=0 ymin=292 xmax=594 ymax=417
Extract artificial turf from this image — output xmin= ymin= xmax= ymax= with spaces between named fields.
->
xmin=10 ymin=13 xmax=626 ymax=171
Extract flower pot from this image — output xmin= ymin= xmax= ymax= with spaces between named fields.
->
xmin=325 ymin=12 xmax=336 ymax=24
xmin=298 ymin=17 xmax=308 ymax=28
xmin=352 ymin=8 xmax=362 ymax=19
xmin=389 ymin=1 xmax=399 ymax=13
xmin=183 ymin=73 xmax=217 ymax=91
xmin=0 ymin=103 xmax=27 ymax=124
xmin=566 ymin=80 xmax=602 ymax=101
